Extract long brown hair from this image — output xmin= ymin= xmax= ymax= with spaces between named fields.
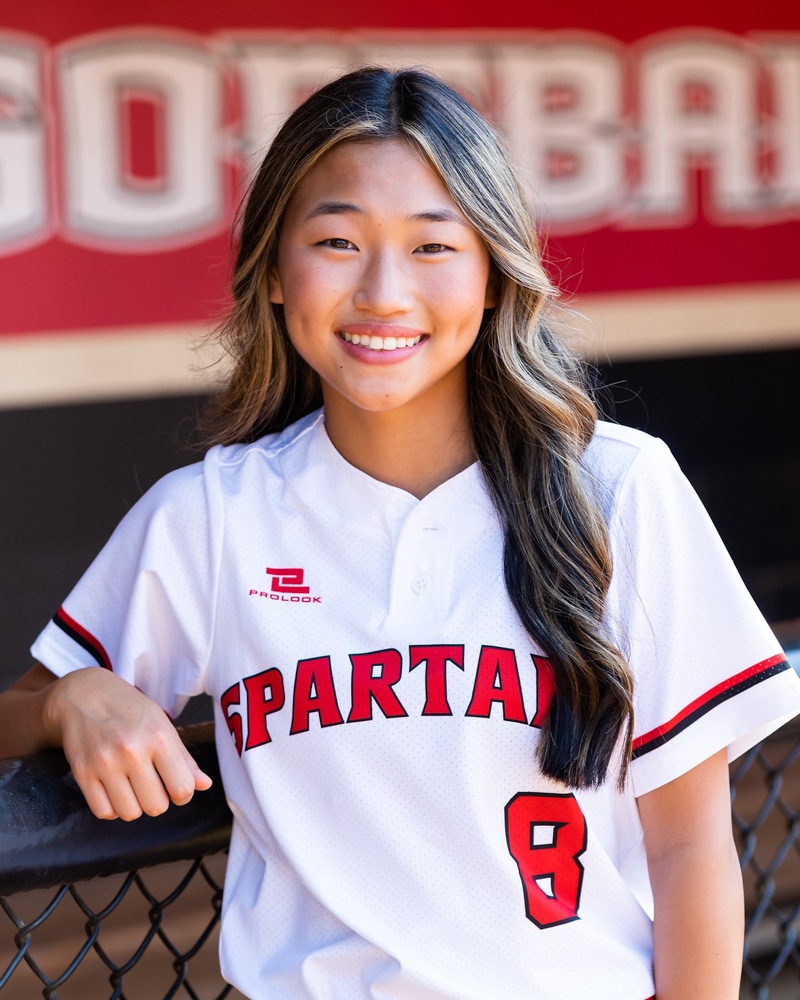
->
xmin=204 ymin=66 xmax=633 ymax=788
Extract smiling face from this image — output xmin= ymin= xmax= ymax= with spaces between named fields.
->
xmin=269 ymin=138 xmax=494 ymax=434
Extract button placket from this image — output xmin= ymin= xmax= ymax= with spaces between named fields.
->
xmin=406 ymin=519 xmax=443 ymax=604
xmin=382 ymin=465 xmax=486 ymax=626
xmin=386 ymin=512 xmax=441 ymax=619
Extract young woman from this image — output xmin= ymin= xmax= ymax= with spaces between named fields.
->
xmin=2 ymin=66 xmax=799 ymax=1000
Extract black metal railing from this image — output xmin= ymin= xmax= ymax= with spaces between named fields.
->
xmin=3 ymin=717 xmax=800 ymax=998
xmin=0 ymin=724 xmax=233 ymax=999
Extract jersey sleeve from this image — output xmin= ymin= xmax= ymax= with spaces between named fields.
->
xmin=602 ymin=435 xmax=800 ymax=798
xmin=30 ymin=454 xmax=223 ymax=719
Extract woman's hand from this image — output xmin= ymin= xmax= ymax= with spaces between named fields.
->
xmin=638 ymin=748 xmax=743 ymax=1000
xmin=1 ymin=664 xmax=212 ymax=821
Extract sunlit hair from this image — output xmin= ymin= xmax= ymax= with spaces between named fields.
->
xmin=204 ymin=65 xmax=633 ymax=788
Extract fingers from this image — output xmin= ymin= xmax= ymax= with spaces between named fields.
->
xmin=152 ymin=741 xmax=213 ymax=807
xmin=53 ymin=671 xmax=214 ymax=822
xmin=75 ymin=746 xmax=212 ymax=822
xmin=79 ymin=776 xmax=122 ymax=822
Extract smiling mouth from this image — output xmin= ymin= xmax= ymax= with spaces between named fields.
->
xmin=339 ymin=331 xmax=423 ymax=351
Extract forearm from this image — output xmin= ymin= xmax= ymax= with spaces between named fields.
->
xmin=650 ymin=835 xmax=743 ymax=1000
xmin=639 ymin=749 xmax=744 ymax=999
xmin=0 ymin=663 xmax=62 ymax=757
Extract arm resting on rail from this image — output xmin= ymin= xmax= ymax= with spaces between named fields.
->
xmin=0 ymin=664 xmax=211 ymax=821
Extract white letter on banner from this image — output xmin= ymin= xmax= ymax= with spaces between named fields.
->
xmin=761 ymin=39 xmax=800 ymax=214
xmin=498 ymin=39 xmax=625 ymax=227
xmin=635 ymin=35 xmax=761 ymax=221
xmin=233 ymin=41 xmax=355 ymax=174
xmin=59 ymin=34 xmax=222 ymax=247
xmin=235 ymin=38 xmax=493 ymax=174
xmin=0 ymin=38 xmax=47 ymax=250
xmin=354 ymin=41 xmax=491 ymax=115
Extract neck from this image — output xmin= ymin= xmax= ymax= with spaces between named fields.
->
xmin=323 ymin=396 xmax=475 ymax=499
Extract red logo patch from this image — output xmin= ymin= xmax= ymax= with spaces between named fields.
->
xmin=266 ymin=567 xmax=309 ymax=594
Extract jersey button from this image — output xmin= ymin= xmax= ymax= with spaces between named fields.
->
xmin=411 ymin=575 xmax=430 ymax=594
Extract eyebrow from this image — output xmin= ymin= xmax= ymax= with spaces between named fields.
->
xmin=304 ymin=201 xmax=363 ymax=220
xmin=409 ymin=209 xmax=468 ymax=226
xmin=303 ymin=202 xmax=468 ymax=226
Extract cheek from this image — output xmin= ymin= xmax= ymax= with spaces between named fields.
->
xmin=431 ymin=261 xmax=492 ymax=320
xmin=283 ymin=321 xmax=325 ymax=379
xmin=281 ymin=261 xmax=345 ymax=316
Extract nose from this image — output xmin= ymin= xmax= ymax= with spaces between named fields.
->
xmin=352 ymin=248 xmax=414 ymax=316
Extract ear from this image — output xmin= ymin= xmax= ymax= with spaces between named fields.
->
xmin=483 ymin=267 xmax=499 ymax=310
xmin=268 ymin=268 xmax=284 ymax=305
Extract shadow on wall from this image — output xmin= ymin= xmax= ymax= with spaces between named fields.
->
xmin=0 ymin=395 xmax=206 ymax=690
xmin=598 ymin=347 xmax=800 ymax=624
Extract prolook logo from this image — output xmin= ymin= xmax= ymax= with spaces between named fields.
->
xmin=248 ymin=567 xmax=321 ymax=603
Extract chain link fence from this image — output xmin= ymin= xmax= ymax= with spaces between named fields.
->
xmin=0 ymin=858 xmax=234 ymax=1000
xmin=3 ymin=711 xmax=800 ymax=998
xmin=733 ymin=716 xmax=800 ymax=999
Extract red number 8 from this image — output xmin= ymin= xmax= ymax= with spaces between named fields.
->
xmin=505 ymin=792 xmax=587 ymax=928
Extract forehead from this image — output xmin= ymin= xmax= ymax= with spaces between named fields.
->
xmin=284 ymin=138 xmax=461 ymax=218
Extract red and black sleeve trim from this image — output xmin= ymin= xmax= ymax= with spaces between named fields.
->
xmin=632 ymin=654 xmax=791 ymax=760
xmin=52 ymin=607 xmax=114 ymax=672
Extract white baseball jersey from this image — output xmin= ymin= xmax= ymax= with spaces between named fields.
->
xmin=32 ymin=410 xmax=800 ymax=1000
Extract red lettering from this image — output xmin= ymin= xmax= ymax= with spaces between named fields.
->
xmin=244 ymin=667 xmax=285 ymax=749
xmin=348 ymin=649 xmax=408 ymax=722
xmin=409 ymin=644 xmax=464 ymax=716
xmin=220 ymin=682 xmax=243 ymax=756
xmin=465 ymin=646 xmax=527 ymax=723
xmin=505 ymin=792 xmax=587 ymax=928
xmin=291 ymin=656 xmax=344 ymax=734
xmin=530 ymin=655 xmax=556 ymax=729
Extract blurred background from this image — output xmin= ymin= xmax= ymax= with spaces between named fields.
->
xmin=1 ymin=0 xmax=799 ymax=685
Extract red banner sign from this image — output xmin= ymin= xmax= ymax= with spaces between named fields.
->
xmin=0 ymin=1 xmax=798 ymax=349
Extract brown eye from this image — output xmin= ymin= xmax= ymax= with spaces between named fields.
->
xmin=320 ymin=238 xmax=356 ymax=250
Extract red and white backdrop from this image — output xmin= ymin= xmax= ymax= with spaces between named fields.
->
xmin=1 ymin=0 xmax=798 ymax=406
xmin=0 ymin=0 xmax=799 ymax=675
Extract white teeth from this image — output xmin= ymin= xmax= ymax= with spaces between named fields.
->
xmin=340 ymin=332 xmax=421 ymax=351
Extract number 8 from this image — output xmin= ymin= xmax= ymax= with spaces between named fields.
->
xmin=505 ymin=792 xmax=587 ymax=928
